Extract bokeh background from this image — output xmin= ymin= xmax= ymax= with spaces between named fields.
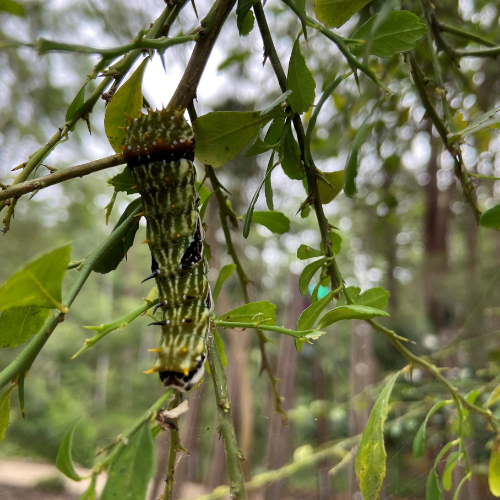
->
xmin=1 ymin=0 xmax=500 ymax=498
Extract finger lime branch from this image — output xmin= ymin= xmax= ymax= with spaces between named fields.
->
xmin=0 ymin=1 xmax=186 ymax=233
xmin=214 ymin=320 xmax=320 ymax=340
xmin=163 ymin=393 xmax=183 ymax=500
xmin=408 ymin=53 xmax=481 ymax=223
xmin=206 ymin=331 xmax=247 ymax=500
xmin=187 ymin=102 xmax=286 ymax=421
xmin=0 ymin=205 xmax=142 ymax=391
xmin=0 ymin=154 xmax=124 ymax=202
xmin=71 ymin=297 xmax=160 ymax=359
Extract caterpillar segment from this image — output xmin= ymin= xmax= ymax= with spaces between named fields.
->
xmin=123 ymin=107 xmax=212 ymax=392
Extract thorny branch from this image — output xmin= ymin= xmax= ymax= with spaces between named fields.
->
xmin=0 ymin=155 xmax=124 ymax=202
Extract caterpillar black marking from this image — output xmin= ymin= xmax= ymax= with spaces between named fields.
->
xmin=122 ymin=107 xmax=212 ymax=392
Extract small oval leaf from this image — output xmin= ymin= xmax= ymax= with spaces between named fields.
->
xmin=56 ymin=420 xmax=83 ymax=481
xmin=318 ymin=304 xmax=389 ymax=329
xmin=0 ymin=386 xmax=15 ymax=443
xmin=299 ymin=257 xmax=328 ymax=296
xmin=213 ymin=264 xmax=237 ymax=302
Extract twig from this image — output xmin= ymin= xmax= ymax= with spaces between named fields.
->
xmin=408 ymin=53 xmax=481 ymax=222
xmin=35 ymin=34 xmax=198 ymax=58
xmin=0 ymin=154 xmax=124 ymax=202
xmin=206 ymin=331 xmax=247 ymax=500
xmin=0 ymin=205 xmax=142 ymax=390
xmin=163 ymin=393 xmax=182 ymax=500
xmin=168 ymin=0 xmax=238 ymax=109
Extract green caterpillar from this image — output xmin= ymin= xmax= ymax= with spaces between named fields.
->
xmin=122 ymin=107 xmax=211 ymax=392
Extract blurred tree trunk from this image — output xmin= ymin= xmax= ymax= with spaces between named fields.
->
xmin=349 ymin=321 xmax=377 ymax=499
xmin=263 ymin=281 xmax=302 ymax=500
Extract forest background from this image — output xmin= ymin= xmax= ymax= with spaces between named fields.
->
xmin=1 ymin=0 xmax=500 ymax=499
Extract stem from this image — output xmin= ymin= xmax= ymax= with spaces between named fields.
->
xmin=163 ymin=393 xmax=181 ymax=500
xmin=0 ymin=155 xmax=124 ymax=202
xmin=94 ymin=390 xmax=174 ymax=473
xmin=0 ymin=205 xmax=142 ymax=390
xmin=206 ymin=331 xmax=247 ymax=500
xmin=36 ymin=34 xmax=198 ymax=58
xmin=408 ymin=53 xmax=481 ymax=223
xmin=214 ymin=320 xmax=317 ymax=339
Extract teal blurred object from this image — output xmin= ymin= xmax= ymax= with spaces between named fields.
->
xmin=308 ymin=283 xmax=330 ymax=299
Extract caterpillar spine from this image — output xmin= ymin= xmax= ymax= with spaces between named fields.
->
xmin=123 ymin=107 xmax=211 ymax=392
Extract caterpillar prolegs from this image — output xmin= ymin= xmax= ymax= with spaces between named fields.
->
xmin=123 ymin=108 xmax=211 ymax=392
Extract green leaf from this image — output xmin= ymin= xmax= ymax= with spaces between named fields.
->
xmin=217 ymin=301 xmax=277 ymax=326
xmin=442 ymin=452 xmax=460 ymax=492
xmin=448 ymin=104 xmax=500 ymax=141
xmin=245 ymin=136 xmax=275 ymax=157
xmin=56 ymin=420 xmax=83 ymax=481
xmin=193 ymin=111 xmax=277 ymax=167
xmin=286 ymin=40 xmax=316 ymax=114
xmin=0 ymin=306 xmax=50 ymax=348
xmin=412 ymin=400 xmax=451 ymax=458
xmin=66 ymin=85 xmax=86 ymax=129
xmin=297 ymin=244 xmax=323 ymax=260
xmin=280 ymin=124 xmax=304 ymax=180
xmin=314 ymin=0 xmax=372 ymax=28
xmin=337 ymin=285 xmax=361 ymax=305
xmin=213 ymin=264 xmax=237 ymax=302
xmin=357 ymin=287 xmax=390 ymax=310
xmin=251 ymin=211 xmax=290 ymax=234
xmin=355 ymin=371 xmax=400 ymax=500
xmin=0 ymin=245 xmax=71 ymax=312
xmin=318 ymin=304 xmax=389 ymax=329
xmin=260 ymin=90 xmax=292 ymax=117
xmin=94 ymin=199 xmax=141 ymax=274
xmin=0 ymin=386 xmax=15 ymax=443
xmin=297 ymin=289 xmax=336 ymax=331
xmin=199 ymin=191 xmax=214 ymax=221
xmin=236 ymin=0 xmax=258 ymax=35
xmin=489 ymin=436 xmax=500 ymax=497
xmin=240 ymin=9 xmax=255 ymax=36
xmin=299 ymin=257 xmax=328 ymax=295
xmin=214 ymin=330 xmax=227 ymax=368
xmin=101 ymin=423 xmax=155 ymax=500
xmin=480 ymin=204 xmax=500 ymax=229
xmin=243 ymin=161 xmax=278 ymax=239
xmin=350 ymin=11 xmax=427 ymax=58
xmin=265 ymin=118 xmax=285 ymax=145
xmin=487 ymin=383 xmax=500 ymax=407
xmin=426 ymin=467 xmax=442 ymax=500
xmin=330 ymin=231 xmax=342 ymax=255
xmin=317 ymin=171 xmax=344 ymax=204
xmin=344 ymin=97 xmax=385 ymax=197
xmin=104 ymin=59 xmax=148 ymax=153
xmin=0 ymin=0 xmax=25 ymax=16
xmin=107 ymin=167 xmax=137 ymax=195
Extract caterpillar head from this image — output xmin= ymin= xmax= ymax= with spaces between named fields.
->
xmin=158 ymin=354 xmax=206 ymax=392
xmin=121 ymin=107 xmax=195 ymax=166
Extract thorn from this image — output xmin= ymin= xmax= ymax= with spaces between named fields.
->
xmin=143 ymin=367 xmax=158 ymax=374
xmin=160 ymin=51 xmax=167 ymax=73
xmin=142 ymin=269 xmax=160 ymax=283
xmin=124 ymin=112 xmax=135 ymax=123
xmin=141 ymin=239 xmax=150 ymax=245
xmin=135 ymin=211 xmax=145 ymax=217
xmin=183 ymin=369 xmax=189 ymax=376
xmin=153 ymin=302 xmax=164 ymax=315
xmin=148 ymin=320 xmax=166 ymax=326
xmin=148 ymin=348 xmax=162 ymax=353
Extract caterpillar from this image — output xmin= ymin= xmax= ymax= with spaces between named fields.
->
xmin=122 ymin=107 xmax=211 ymax=392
